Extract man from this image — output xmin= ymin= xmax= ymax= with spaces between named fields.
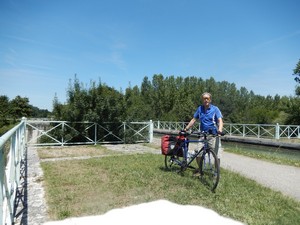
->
xmin=184 ymin=92 xmax=224 ymax=164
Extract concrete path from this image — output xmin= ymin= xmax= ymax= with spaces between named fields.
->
xmin=222 ymin=152 xmax=300 ymax=201
xmin=15 ymin=140 xmax=300 ymax=224
xmin=14 ymin=146 xmax=48 ymax=225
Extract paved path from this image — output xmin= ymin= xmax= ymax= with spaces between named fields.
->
xmin=222 ymin=152 xmax=300 ymax=201
xmin=17 ymin=140 xmax=300 ymax=224
xmin=15 ymin=146 xmax=49 ymax=225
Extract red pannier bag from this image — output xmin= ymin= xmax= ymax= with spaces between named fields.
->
xmin=161 ymin=135 xmax=176 ymax=155
xmin=161 ymin=135 xmax=185 ymax=156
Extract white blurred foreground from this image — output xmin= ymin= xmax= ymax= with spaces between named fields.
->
xmin=43 ymin=199 xmax=244 ymax=225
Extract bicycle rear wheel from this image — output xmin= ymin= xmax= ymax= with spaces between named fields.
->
xmin=199 ymin=149 xmax=220 ymax=191
xmin=165 ymin=154 xmax=179 ymax=170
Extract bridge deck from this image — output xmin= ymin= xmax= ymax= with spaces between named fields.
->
xmin=14 ymin=138 xmax=300 ymax=224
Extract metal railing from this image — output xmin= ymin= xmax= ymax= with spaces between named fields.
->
xmin=26 ymin=120 xmax=154 ymax=146
xmin=2 ymin=118 xmax=299 ymax=225
xmin=1 ymin=118 xmax=154 ymax=224
xmin=0 ymin=118 xmax=26 ymax=225
xmin=153 ymin=121 xmax=300 ymax=140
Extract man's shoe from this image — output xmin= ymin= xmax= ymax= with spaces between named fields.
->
xmin=193 ymin=169 xmax=201 ymax=177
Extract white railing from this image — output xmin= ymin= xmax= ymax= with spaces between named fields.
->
xmin=0 ymin=118 xmax=154 ymax=224
xmin=26 ymin=120 xmax=154 ymax=146
xmin=0 ymin=118 xmax=26 ymax=225
xmin=2 ymin=119 xmax=298 ymax=224
xmin=153 ymin=121 xmax=300 ymax=140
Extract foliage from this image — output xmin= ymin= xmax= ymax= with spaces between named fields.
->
xmin=284 ymin=97 xmax=300 ymax=125
xmin=293 ymin=58 xmax=300 ymax=84
xmin=50 ymin=74 xmax=300 ymax=125
xmin=0 ymin=95 xmax=51 ymax=135
xmin=53 ymin=76 xmax=125 ymax=124
xmin=31 ymin=106 xmax=50 ymax=118
xmin=0 ymin=95 xmax=50 ymax=120
xmin=9 ymin=95 xmax=32 ymax=119
xmin=2 ymin=72 xmax=300 ymax=130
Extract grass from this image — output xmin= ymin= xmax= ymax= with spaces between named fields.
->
xmin=39 ymin=147 xmax=300 ymax=225
xmin=223 ymin=142 xmax=300 ymax=167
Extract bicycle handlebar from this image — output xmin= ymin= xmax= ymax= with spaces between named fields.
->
xmin=179 ymin=130 xmax=225 ymax=137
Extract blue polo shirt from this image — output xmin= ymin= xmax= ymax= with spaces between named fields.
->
xmin=193 ymin=104 xmax=222 ymax=134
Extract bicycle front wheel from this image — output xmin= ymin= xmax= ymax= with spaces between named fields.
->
xmin=199 ymin=149 xmax=220 ymax=191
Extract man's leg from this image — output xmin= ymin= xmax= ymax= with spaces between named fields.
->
xmin=194 ymin=139 xmax=204 ymax=175
xmin=213 ymin=137 xmax=223 ymax=165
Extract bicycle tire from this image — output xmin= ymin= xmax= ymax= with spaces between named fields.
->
xmin=199 ymin=148 xmax=220 ymax=191
xmin=164 ymin=154 xmax=179 ymax=170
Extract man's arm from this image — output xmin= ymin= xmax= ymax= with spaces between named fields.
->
xmin=185 ymin=118 xmax=196 ymax=131
xmin=218 ymin=117 xmax=223 ymax=133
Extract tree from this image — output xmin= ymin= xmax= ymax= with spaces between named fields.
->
xmin=0 ymin=95 xmax=11 ymax=131
xmin=0 ymin=95 xmax=10 ymax=120
xmin=10 ymin=95 xmax=32 ymax=119
xmin=150 ymin=74 xmax=166 ymax=119
xmin=283 ymin=59 xmax=300 ymax=124
xmin=125 ymin=85 xmax=152 ymax=121
xmin=284 ymin=97 xmax=300 ymax=124
xmin=293 ymin=59 xmax=300 ymax=83
xmin=52 ymin=74 xmax=296 ymax=125
xmin=293 ymin=59 xmax=300 ymax=96
xmin=30 ymin=106 xmax=50 ymax=118
xmin=52 ymin=93 xmax=66 ymax=120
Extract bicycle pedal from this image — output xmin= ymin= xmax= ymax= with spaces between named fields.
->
xmin=181 ymin=160 xmax=187 ymax=167
xmin=176 ymin=169 xmax=184 ymax=174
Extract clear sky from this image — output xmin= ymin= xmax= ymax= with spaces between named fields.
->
xmin=0 ymin=0 xmax=299 ymax=111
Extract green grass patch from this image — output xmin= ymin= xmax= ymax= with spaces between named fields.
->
xmin=41 ymin=153 xmax=300 ymax=224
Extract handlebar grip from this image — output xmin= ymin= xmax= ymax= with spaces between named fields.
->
xmin=179 ymin=130 xmax=187 ymax=136
xmin=217 ymin=131 xmax=226 ymax=136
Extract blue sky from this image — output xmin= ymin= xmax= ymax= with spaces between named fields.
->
xmin=0 ymin=0 xmax=299 ymax=110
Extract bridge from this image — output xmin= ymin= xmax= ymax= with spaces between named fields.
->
xmin=153 ymin=121 xmax=300 ymax=150
xmin=1 ymin=118 xmax=300 ymax=224
xmin=16 ymin=119 xmax=300 ymax=150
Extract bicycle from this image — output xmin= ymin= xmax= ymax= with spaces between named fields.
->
xmin=164 ymin=130 xmax=224 ymax=191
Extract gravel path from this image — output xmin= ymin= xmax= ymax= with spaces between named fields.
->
xmin=17 ymin=138 xmax=300 ymax=224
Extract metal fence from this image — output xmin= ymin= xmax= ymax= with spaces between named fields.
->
xmin=26 ymin=120 xmax=154 ymax=146
xmin=0 ymin=119 xmax=26 ymax=225
xmin=153 ymin=121 xmax=300 ymax=140
xmin=1 ymin=118 xmax=154 ymax=224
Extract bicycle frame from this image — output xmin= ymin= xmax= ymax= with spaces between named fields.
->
xmin=174 ymin=131 xmax=214 ymax=169
xmin=164 ymin=130 xmax=222 ymax=191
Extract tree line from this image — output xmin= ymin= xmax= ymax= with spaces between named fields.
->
xmin=52 ymin=72 xmax=300 ymax=126
xmin=0 ymin=95 xmax=50 ymax=135
xmin=1 ymin=59 xmax=299 ymax=136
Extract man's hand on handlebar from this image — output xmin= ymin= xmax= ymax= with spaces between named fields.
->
xmin=180 ymin=130 xmax=225 ymax=137
xmin=217 ymin=131 xmax=225 ymax=136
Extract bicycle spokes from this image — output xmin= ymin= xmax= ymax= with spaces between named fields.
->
xmin=199 ymin=150 xmax=220 ymax=191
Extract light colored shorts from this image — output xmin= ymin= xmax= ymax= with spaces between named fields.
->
xmin=197 ymin=136 xmax=223 ymax=159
